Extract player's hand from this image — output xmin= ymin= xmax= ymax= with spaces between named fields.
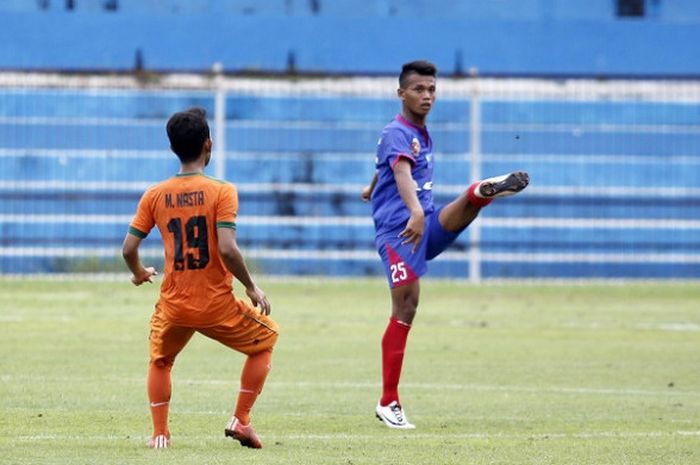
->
xmin=246 ymin=285 xmax=271 ymax=316
xmin=399 ymin=210 xmax=425 ymax=253
xmin=360 ymin=185 xmax=372 ymax=202
xmin=131 ymin=267 xmax=157 ymax=286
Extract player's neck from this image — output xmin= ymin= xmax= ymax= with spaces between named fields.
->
xmin=179 ymin=162 xmax=205 ymax=175
xmin=179 ymin=153 xmax=208 ymax=175
xmin=400 ymin=110 xmax=426 ymax=128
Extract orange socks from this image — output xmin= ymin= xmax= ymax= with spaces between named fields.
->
xmin=234 ymin=350 xmax=273 ymax=425
xmin=147 ymin=362 xmax=172 ymax=437
xmin=147 ymin=351 xmax=272 ymax=434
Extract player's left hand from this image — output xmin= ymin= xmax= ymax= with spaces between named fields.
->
xmin=246 ymin=285 xmax=272 ymax=315
xmin=131 ymin=266 xmax=157 ymax=286
xmin=360 ymin=185 xmax=372 ymax=202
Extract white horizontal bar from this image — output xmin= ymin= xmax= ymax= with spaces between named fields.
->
xmin=527 ymin=185 xmax=700 ymax=198
xmin=2 ymin=72 xmax=700 ymax=102
xmin=0 ymin=214 xmax=134 ymax=224
xmin=2 ymin=214 xmax=700 ymax=231
xmin=0 ymin=148 xmax=171 ymax=160
xmin=0 ymin=247 xmax=162 ymax=258
xmin=0 ymin=116 xmax=165 ymax=127
xmin=0 ymin=180 xmax=152 ymax=190
xmin=482 ymin=122 xmax=700 ymax=135
xmin=2 ymin=148 xmax=700 ymax=166
xmin=3 ymin=115 xmax=700 ymax=135
xmin=482 ymin=217 xmax=700 ymax=230
xmin=485 ymin=153 xmax=700 ymax=165
xmin=482 ymin=252 xmax=700 ymax=264
xmin=1 ymin=247 xmax=699 ymax=264
xmin=3 ymin=180 xmax=696 ymax=198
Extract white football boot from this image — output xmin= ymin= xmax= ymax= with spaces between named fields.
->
xmin=147 ymin=434 xmax=170 ymax=449
xmin=375 ymin=401 xmax=416 ymax=429
xmin=476 ymin=171 xmax=529 ymax=199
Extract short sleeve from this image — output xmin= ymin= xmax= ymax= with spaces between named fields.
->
xmin=377 ymin=128 xmax=416 ymax=170
xmin=128 ymin=189 xmax=155 ymax=238
xmin=216 ymin=182 xmax=238 ymax=230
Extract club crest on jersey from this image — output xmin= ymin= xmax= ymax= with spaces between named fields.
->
xmin=411 ymin=137 xmax=421 ymax=155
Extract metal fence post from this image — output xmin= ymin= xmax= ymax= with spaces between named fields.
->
xmin=213 ymin=62 xmax=227 ymax=180
xmin=469 ymin=78 xmax=482 ymax=283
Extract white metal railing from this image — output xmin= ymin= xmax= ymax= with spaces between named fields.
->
xmin=1 ymin=71 xmax=699 ymax=279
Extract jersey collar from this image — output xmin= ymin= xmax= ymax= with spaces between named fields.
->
xmin=176 ymin=171 xmax=203 ymax=177
xmin=396 ymin=114 xmax=430 ymax=144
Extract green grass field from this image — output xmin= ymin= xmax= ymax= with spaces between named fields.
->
xmin=1 ymin=278 xmax=698 ymax=464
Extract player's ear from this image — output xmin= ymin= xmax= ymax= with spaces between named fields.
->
xmin=397 ymin=87 xmax=405 ymax=101
xmin=204 ymin=138 xmax=213 ymax=153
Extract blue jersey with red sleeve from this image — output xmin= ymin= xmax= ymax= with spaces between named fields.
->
xmin=371 ymin=114 xmax=435 ymax=235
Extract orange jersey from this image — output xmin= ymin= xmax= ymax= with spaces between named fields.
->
xmin=129 ymin=172 xmax=240 ymax=327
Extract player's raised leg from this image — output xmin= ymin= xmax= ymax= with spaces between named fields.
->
xmin=438 ymin=171 xmax=530 ymax=232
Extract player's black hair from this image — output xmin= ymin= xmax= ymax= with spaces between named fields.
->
xmin=399 ymin=60 xmax=437 ymax=88
xmin=166 ymin=107 xmax=210 ymax=163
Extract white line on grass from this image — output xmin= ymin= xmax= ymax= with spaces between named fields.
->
xmin=2 ymin=375 xmax=696 ymax=398
xmin=271 ymin=381 xmax=700 ymax=398
xmin=278 ymin=430 xmax=700 ymax=441
xmin=13 ymin=430 xmax=700 ymax=442
xmin=4 ymin=312 xmax=698 ymax=333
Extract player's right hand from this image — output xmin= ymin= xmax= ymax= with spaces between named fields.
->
xmin=246 ymin=285 xmax=271 ymax=315
xmin=131 ymin=266 xmax=157 ymax=286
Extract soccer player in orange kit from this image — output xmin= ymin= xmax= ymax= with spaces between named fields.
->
xmin=122 ymin=107 xmax=278 ymax=449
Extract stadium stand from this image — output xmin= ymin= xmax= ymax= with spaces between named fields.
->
xmin=0 ymin=0 xmax=699 ymax=76
xmin=0 ymin=2 xmax=698 ymax=279
xmin=1 ymin=75 xmax=698 ymax=278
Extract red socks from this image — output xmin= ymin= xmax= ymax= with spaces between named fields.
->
xmin=235 ymin=349 xmax=273 ymax=425
xmin=380 ymin=317 xmax=412 ymax=406
xmin=467 ymin=181 xmax=493 ymax=207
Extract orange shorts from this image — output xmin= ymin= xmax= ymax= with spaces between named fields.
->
xmin=149 ymin=299 xmax=279 ymax=366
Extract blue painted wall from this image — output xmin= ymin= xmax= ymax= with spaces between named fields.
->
xmin=1 ymin=1 xmax=700 ymax=76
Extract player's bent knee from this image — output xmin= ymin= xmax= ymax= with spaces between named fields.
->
xmin=263 ymin=331 xmax=279 ymax=350
xmin=391 ymin=301 xmax=417 ymax=322
xmin=240 ymin=331 xmax=278 ymax=356
xmin=398 ymin=307 xmax=417 ymax=323
xmin=151 ymin=357 xmax=175 ymax=369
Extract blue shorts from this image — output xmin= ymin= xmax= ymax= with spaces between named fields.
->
xmin=375 ymin=206 xmax=465 ymax=288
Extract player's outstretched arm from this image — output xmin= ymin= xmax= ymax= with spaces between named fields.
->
xmin=217 ymin=227 xmax=272 ymax=315
xmin=122 ymin=233 xmax=158 ymax=285
xmin=361 ymin=172 xmax=379 ymax=201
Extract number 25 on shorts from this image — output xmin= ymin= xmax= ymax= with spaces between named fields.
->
xmin=390 ymin=262 xmax=408 ymax=284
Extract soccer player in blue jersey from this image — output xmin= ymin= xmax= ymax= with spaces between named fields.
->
xmin=362 ymin=60 xmax=529 ymax=429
